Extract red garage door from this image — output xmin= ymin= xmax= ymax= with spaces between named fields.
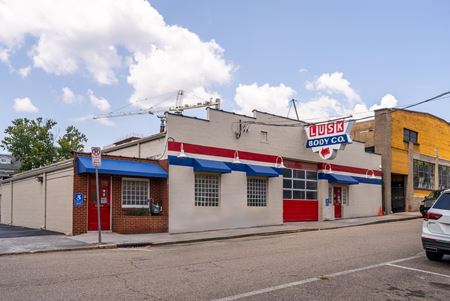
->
xmin=283 ymin=200 xmax=318 ymax=222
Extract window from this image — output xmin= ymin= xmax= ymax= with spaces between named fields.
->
xmin=413 ymin=160 xmax=435 ymax=190
xmin=342 ymin=187 xmax=349 ymax=205
xmin=247 ymin=178 xmax=267 ymax=207
xmin=439 ymin=165 xmax=450 ymax=189
xmin=260 ymin=131 xmax=268 ymax=143
xmin=122 ymin=178 xmax=149 ymax=208
xmin=195 ymin=174 xmax=220 ymax=207
xmin=365 ymin=146 xmax=375 ymax=153
xmin=433 ymin=193 xmax=450 ymax=210
xmin=283 ymin=168 xmax=318 ymax=200
xmin=403 ymin=128 xmax=418 ymax=144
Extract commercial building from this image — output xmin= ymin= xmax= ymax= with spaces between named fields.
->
xmin=0 ymin=154 xmax=19 ymax=180
xmin=1 ymin=108 xmax=382 ymax=235
xmin=351 ymin=108 xmax=450 ymax=213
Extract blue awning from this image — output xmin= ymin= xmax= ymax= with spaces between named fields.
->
xmin=77 ymin=157 xmax=168 ymax=178
xmin=192 ymin=158 xmax=232 ymax=173
xmin=245 ymin=164 xmax=280 ymax=177
xmin=320 ymin=173 xmax=359 ymax=185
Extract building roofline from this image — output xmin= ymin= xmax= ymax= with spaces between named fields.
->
xmin=0 ymin=159 xmax=73 ymax=184
xmin=376 ymin=108 xmax=449 ymax=125
xmin=166 ymin=112 xmax=210 ymax=122
xmin=252 ymin=109 xmax=306 ymax=124
xmin=103 ymin=132 xmax=166 ymax=152
xmin=208 ymin=108 xmax=257 ymax=119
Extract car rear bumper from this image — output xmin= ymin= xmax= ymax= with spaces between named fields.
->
xmin=422 ymin=237 xmax=450 ymax=254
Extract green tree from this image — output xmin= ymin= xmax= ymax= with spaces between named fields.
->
xmin=1 ymin=118 xmax=88 ymax=172
xmin=56 ymin=125 xmax=88 ymax=160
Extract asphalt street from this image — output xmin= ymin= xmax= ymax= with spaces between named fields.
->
xmin=0 ymin=219 xmax=449 ymax=300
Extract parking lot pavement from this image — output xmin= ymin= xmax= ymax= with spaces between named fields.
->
xmin=0 ymin=224 xmax=87 ymax=255
xmin=0 ymin=224 xmax=60 ymax=238
xmin=214 ymin=255 xmax=450 ymax=301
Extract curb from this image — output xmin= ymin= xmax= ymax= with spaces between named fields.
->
xmin=117 ymin=215 xmax=422 ymax=248
xmin=0 ymin=215 xmax=421 ymax=255
xmin=0 ymin=243 xmax=116 ymax=257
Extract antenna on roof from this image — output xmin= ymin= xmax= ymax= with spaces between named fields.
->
xmin=287 ymin=99 xmax=300 ymax=121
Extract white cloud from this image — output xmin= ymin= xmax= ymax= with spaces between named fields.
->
xmin=306 ymin=72 xmax=361 ymax=104
xmin=0 ymin=0 xmax=233 ymax=108
xmin=87 ymin=90 xmax=110 ymax=112
xmin=75 ymin=114 xmax=115 ymax=127
xmin=0 ymin=48 xmax=9 ymax=62
xmin=298 ymin=68 xmax=308 ymax=73
xmin=18 ymin=66 xmax=31 ymax=78
xmin=61 ymin=86 xmax=82 ymax=104
xmin=234 ymin=83 xmax=296 ymax=116
xmin=233 ymin=74 xmax=399 ymax=122
xmin=13 ymin=97 xmax=38 ymax=113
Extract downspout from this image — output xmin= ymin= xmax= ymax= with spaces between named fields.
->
xmin=10 ymin=180 xmax=13 ymax=225
xmin=43 ymin=172 xmax=47 ymax=229
xmin=138 ymin=142 xmax=141 ymax=158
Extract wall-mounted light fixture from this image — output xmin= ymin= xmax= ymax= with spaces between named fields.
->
xmin=35 ymin=175 xmax=44 ymax=183
xmin=275 ymin=156 xmax=286 ymax=168
xmin=177 ymin=143 xmax=187 ymax=158
xmin=324 ymin=163 xmax=333 ymax=174
xmin=366 ymin=169 xmax=376 ymax=179
xmin=232 ymin=150 xmax=241 ymax=164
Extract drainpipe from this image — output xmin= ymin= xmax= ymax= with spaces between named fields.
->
xmin=10 ymin=180 xmax=13 ymax=225
xmin=43 ymin=172 xmax=47 ymax=229
xmin=138 ymin=142 xmax=141 ymax=158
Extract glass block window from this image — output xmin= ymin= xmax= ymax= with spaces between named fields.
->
xmin=195 ymin=174 xmax=220 ymax=207
xmin=122 ymin=178 xmax=149 ymax=208
xmin=413 ymin=160 xmax=435 ymax=190
xmin=439 ymin=165 xmax=450 ymax=189
xmin=247 ymin=178 xmax=268 ymax=207
xmin=403 ymin=128 xmax=418 ymax=144
xmin=283 ymin=168 xmax=318 ymax=200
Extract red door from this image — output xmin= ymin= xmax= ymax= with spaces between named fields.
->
xmin=333 ymin=187 xmax=342 ymax=219
xmin=88 ymin=176 xmax=111 ymax=231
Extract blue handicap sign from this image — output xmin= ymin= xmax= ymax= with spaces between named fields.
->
xmin=325 ymin=198 xmax=331 ymax=207
xmin=74 ymin=193 xmax=84 ymax=206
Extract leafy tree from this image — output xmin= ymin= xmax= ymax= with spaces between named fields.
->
xmin=57 ymin=125 xmax=88 ymax=160
xmin=1 ymin=118 xmax=88 ymax=172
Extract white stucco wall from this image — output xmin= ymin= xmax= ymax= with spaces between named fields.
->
xmin=12 ymin=177 xmax=45 ymax=229
xmin=0 ymin=182 xmax=12 ymax=224
xmin=169 ymin=165 xmax=283 ymax=233
xmin=106 ymin=145 xmax=139 ymax=157
xmin=46 ymin=168 xmax=73 ymax=234
xmin=343 ymin=184 xmax=382 ymax=218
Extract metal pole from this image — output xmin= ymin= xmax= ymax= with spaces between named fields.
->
xmin=95 ymin=167 xmax=102 ymax=243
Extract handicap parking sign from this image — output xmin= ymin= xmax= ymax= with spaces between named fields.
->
xmin=74 ymin=193 xmax=84 ymax=206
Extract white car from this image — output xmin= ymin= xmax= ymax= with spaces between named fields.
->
xmin=422 ymin=189 xmax=450 ymax=261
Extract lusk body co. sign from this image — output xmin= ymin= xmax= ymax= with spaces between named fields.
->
xmin=305 ymin=120 xmax=354 ymax=160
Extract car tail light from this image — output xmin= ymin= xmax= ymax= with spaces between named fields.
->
xmin=424 ymin=212 xmax=442 ymax=221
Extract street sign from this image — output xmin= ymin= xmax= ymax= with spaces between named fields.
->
xmin=91 ymin=146 xmax=102 ymax=167
xmin=74 ymin=193 xmax=84 ymax=206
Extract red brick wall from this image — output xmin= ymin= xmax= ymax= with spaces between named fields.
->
xmin=72 ymin=153 xmax=169 ymax=235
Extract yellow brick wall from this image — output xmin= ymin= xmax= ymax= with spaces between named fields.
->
xmin=391 ymin=110 xmax=450 ymax=192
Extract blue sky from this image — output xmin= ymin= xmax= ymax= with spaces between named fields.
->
xmin=0 ymin=0 xmax=449 ymax=150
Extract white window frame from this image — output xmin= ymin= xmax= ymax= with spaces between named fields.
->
xmin=194 ymin=173 xmax=220 ymax=207
xmin=121 ymin=177 xmax=150 ymax=208
xmin=247 ymin=177 xmax=268 ymax=207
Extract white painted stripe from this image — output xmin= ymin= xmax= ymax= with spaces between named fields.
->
xmin=168 ymin=151 xmax=277 ymax=167
xmin=210 ymin=255 xmax=421 ymax=301
xmin=386 ymin=263 xmax=450 ymax=278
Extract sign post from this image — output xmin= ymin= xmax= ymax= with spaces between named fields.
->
xmin=91 ymin=147 xmax=102 ymax=244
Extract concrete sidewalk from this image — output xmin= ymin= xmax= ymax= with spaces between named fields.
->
xmin=0 ymin=212 xmax=421 ymax=256
xmin=71 ymin=212 xmax=422 ymax=247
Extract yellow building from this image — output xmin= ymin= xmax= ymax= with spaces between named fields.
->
xmin=351 ymin=109 xmax=450 ymax=213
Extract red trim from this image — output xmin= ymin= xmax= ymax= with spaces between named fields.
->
xmin=168 ymin=141 xmax=279 ymax=163
xmin=168 ymin=141 xmax=381 ymax=175
xmin=318 ymin=163 xmax=382 ymax=177
xmin=284 ymin=160 xmax=318 ymax=171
